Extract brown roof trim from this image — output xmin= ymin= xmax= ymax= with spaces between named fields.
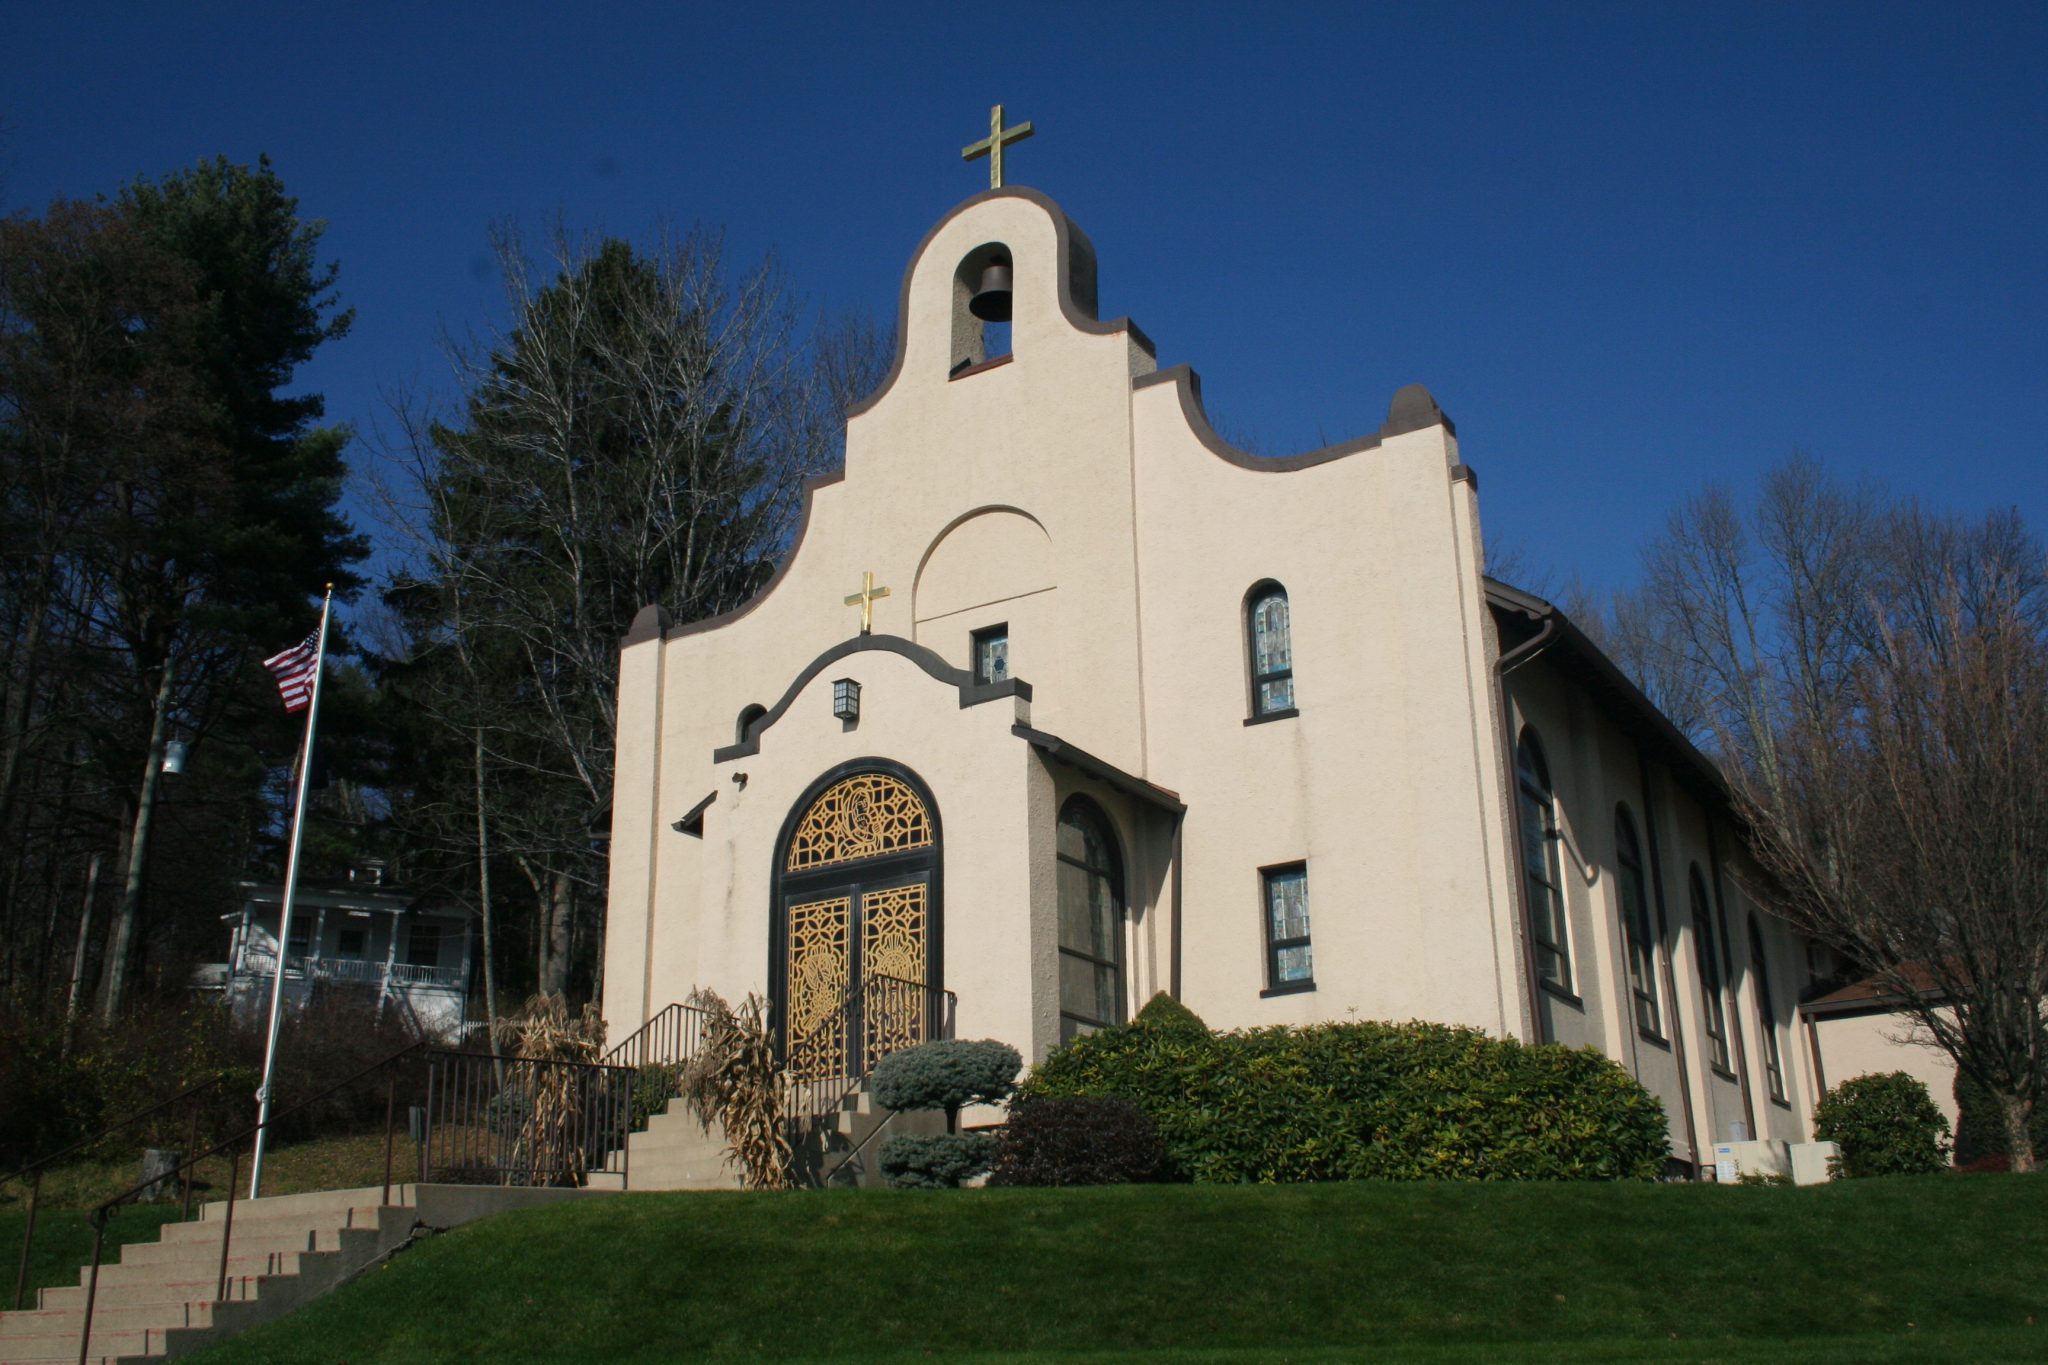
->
xmin=846 ymin=186 xmax=1155 ymax=422
xmin=671 ymin=790 xmax=716 ymax=837
xmin=713 ymin=632 xmax=1031 ymax=763
xmin=1485 ymin=576 xmax=1737 ymax=816
xmin=1132 ymin=366 xmax=1454 ymax=472
xmin=1012 ymin=724 xmax=1186 ymax=815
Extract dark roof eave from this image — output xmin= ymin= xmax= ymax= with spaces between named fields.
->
xmin=1484 ymin=577 xmax=1740 ymax=819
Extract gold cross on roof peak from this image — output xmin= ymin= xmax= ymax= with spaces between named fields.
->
xmin=844 ymin=571 xmax=891 ymax=635
xmin=962 ymin=104 xmax=1034 ymax=189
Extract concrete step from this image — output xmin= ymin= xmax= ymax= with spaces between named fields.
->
xmin=79 ymin=1247 xmax=327 ymax=1287
xmin=40 ymin=1273 xmax=268 ymax=1313
xmin=162 ymin=1203 xmax=387 ymax=1242
xmin=195 ymin=1184 xmax=412 ymax=1224
xmin=120 ymin=1226 xmax=353 ymax=1266
xmin=0 ymin=1323 xmax=159 ymax=1361
xmin=0 ymin=1300 xmax=214 ymax=1340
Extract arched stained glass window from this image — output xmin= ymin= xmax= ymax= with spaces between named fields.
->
xmin=1057 ymin=797 xmax=1125 ymax=1043
xmin=1246 ymin=584 xmax=1294 ymax=717
xmin=1615 ymin=807 xmax=1662 ymax=1038
xmin=1517 ymin=730 xmax=1573 ymax=993
xmin=1691 ymin=866 xmax=1731 ymax=1072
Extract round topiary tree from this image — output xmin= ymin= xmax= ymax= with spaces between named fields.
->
xmin=1814 ymin=1071 xmax=1952 ymax=1177
xmin=871 ymin=1038 xmax=1022 ymax=1133
xmin=872 ymin=1039 xmax=1022 ymax=1189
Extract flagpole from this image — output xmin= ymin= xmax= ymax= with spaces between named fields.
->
xmin=250 ymin=586 xmax=334 ymax=1200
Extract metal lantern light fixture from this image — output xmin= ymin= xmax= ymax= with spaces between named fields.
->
xmin=832 ymin=678 xmax=861 ymax=723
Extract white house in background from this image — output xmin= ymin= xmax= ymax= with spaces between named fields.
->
xmin=193 ymin=868 xmax=477 ymax=1039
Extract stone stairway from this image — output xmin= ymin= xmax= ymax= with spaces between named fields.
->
xmin=0 ymin=1184 xmax=598 ymax=1364
xmin=610 ymin=1082 xmax=944 ymax=1190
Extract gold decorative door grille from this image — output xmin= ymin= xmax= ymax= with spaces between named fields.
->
xmin=860 ymin=882 xmax=929 ymax=1063
xmin=785 ymin=895 xmax=852 ymax=1081
xmin=778 ymin=770 xmax=939 ymax=1082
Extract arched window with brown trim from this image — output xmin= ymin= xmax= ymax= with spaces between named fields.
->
xmin=1517 ymin=730 xmax=1572 ymax=993
xmin=1615 ymin=806 xmax=1662 ymax=1039
xmin=1749 ymin=915 xmax=1787 ymax=1103
xmin=1690 ymin=866 xmax=1731 ymax=1072
xmin=1245 ymin=582 xmax=1295 ymax=719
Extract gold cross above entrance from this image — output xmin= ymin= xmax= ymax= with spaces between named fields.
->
xmin=844 ymin=571 xmax=891 ymax=635
xmin=962 ymin=104 xmax=1034 ymax=189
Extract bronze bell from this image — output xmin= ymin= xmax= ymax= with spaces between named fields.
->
xmin=968 ymin=259 xmax=1013 ymax=322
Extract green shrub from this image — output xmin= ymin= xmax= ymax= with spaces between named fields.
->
xmin=989 ymin=1095 xmax=1164 ymax=1187
xmin=878 ymin=1132 xmax=999 ymax=1189
xmin=1021 ymin=1016 xmax=1668 ymax=1183
xmin=1814 ymin=1071 xmax=1952 ymax=1177
xmin=1953 ymin=1069 xmax=2046 ymax=1169
xmin=870 ymin=1040 xmax=1021 ymax=1129
xmin=1132 ymin=992 xmax=1209 ymax=1035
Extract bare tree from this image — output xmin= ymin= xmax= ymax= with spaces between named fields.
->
xmin=381 ymin=226 xmax=882 ymax=1002
xmin=1622 ymin=456 xmax=2047 ymax=1170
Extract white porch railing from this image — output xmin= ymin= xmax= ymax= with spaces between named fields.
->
xmin=235 ymin=951 xmax=464 ymax=990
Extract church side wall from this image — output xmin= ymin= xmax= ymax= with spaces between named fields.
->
xmin=1505 ymin=653 xmax=1821 ymax=1159
xmin=1129 ymin=389 xmax=1510 ymax=1037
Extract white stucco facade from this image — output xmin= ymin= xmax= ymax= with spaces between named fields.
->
xmin=601 ymin=187 xmax=1884 ymax=1170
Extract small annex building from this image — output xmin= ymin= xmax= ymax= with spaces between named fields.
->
xmin=601 ymin=182 xmax=1907 ymax=1174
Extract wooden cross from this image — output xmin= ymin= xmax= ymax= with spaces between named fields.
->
xmin=844 ymin=571 xmax=891 ymax=635
xmin=962 ymin=104 xmax=1034 ymax=189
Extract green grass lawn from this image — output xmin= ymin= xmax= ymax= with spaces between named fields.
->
xmin=188 ymin=1174 xmax=2044 ymax=1362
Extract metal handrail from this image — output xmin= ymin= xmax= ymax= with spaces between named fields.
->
xmin=783 ymin=974 xmax=958 ymax=1183
xmin=6 ymin=1071 xmax=232 ymax=1311
xmin=602 ymin=1001 xmax=712 ymax=1070
xmin=72 ymin=1040 xmax=427 ymax=1365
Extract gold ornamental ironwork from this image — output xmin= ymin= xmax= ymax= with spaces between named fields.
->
xmin=785 ymin=895 xmax=851 ymax=1081
xmin=786 ymin=773 xmax=933 ymax=872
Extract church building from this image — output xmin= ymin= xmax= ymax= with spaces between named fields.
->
xmin=602 ymin=172 xmax=1854 ymax=1174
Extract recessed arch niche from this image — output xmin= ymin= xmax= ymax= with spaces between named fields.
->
xmin=912 ymin=507 xmax=1055 ymax=646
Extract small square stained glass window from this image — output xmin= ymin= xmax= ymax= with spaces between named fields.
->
xmin=973 ymin=624 xmax=1009 ymax=686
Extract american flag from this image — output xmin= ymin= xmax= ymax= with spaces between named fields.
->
xmin=263 ymin=632 xmax=321 ymax=713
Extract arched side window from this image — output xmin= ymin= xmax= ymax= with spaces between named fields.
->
xmin=1245 ymin=583 xmax=1295 ymax=719
xmin=1614 ymin=807 xmax=1662 ymax=1039
xmin=1690 ymin=866 xmax=1731 ymax=1073
xmin=736 ymin=703 xmax=768 ymax=745
xmin=1748 ymin=915 xmax=1787 ymax=1103
xmin=1516 ymin=730 xmax=1573 ymax=993
xmin=1056 ymin=796 xmax=1125 ymax=1044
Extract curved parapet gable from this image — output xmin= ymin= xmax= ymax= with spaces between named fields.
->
xmin=846 ymin=187 xmax=1155 ymax=421
xmin=658 ymin=469 xmax=847 ymax=642
xmin=1133 ymin=365 xmax=1457 ymax=472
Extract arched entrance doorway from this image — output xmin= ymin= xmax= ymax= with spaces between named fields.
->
xmin=772 ymin=762 xmax=942 ymax=1079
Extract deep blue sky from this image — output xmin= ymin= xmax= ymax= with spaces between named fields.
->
xmin=6 ymin=2 xmax=2044 ymax=601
